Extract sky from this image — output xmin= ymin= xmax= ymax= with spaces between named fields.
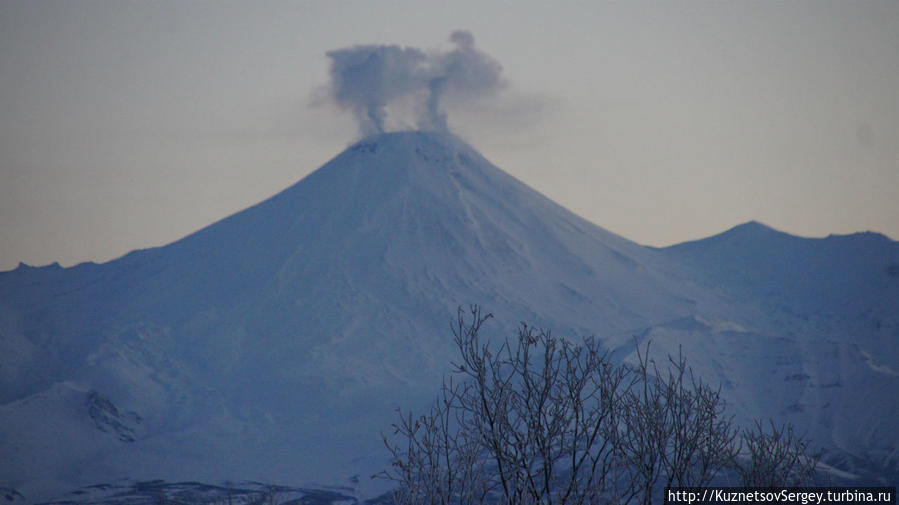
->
xmin=1 ymin=1 xmax=897 ymax=271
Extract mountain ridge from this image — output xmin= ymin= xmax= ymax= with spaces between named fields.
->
xmin=1 ymin=131 xmax=897 ymax=501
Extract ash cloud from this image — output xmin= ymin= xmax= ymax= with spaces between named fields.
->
xmin=325 ymin=31 xmax=504 ymax=136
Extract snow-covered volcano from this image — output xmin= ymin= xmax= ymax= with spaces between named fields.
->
xmin=1 ymin=131 xmax=897 ymax=501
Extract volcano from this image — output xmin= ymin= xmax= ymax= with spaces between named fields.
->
xmin=1 ymin=131 xmax=897 ymax=502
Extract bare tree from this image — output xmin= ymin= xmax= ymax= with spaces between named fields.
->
xmin=453 ymin=310 xmax=631 ymax=505
xmin=380 ymin=374 xmax=491 ymax=505
xmin=380 ymin=307 xmax=815 ymax=505
xmin=380 ymin=306 xmax=630 ymax=505
xmin=736 ymin=419 xmax=820 ymax=487
xmin=618 ymin=343 xmax=739 ymax=505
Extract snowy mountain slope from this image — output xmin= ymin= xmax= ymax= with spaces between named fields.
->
xmin=0 ymin=131 xmax=711 ymax=501
xmin=1 ymin=131 xmax=897 ymax=501
xmin=654 ymin=221 xmax=899 ymax=482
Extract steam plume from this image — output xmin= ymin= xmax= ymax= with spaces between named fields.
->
xmin=325 ymin=31 xmax=504 ymax=136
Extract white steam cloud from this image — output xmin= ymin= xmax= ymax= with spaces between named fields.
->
xmin=325 ymin=31 xmax=505 ymax=136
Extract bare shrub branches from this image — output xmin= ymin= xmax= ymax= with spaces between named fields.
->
xmin=737 ymin=419 xmax=821 ymax=487
xmin=619 ymin=344 xmax=739 ymax=505
xmin=379 ymin=306 xmax=818 ymax=505
xmin=448 ymin=307 xmax=629 ymax=505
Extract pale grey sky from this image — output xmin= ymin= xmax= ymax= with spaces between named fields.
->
xmin=2 ymin=1 xmax=897 ymax=271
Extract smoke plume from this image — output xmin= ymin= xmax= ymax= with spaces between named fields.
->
xmin=325 ymin=31 xmax=504 ymax=136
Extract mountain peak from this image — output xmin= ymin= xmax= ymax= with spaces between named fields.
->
xmin=355 ymin=129 xmax=460 ymax=145
xmin=662 ymin=220 xmax=790 ymax=254
xmin=722 ymin=220 xmax=783 ymax=238
xmin=344 ymin=130 xmax=469 ymax=155
xmin=337 ymin=130 xmax=484 ymax=172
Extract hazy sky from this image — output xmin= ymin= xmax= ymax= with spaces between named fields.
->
xmin=2 ymin=1 xmax=897 ymax=271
